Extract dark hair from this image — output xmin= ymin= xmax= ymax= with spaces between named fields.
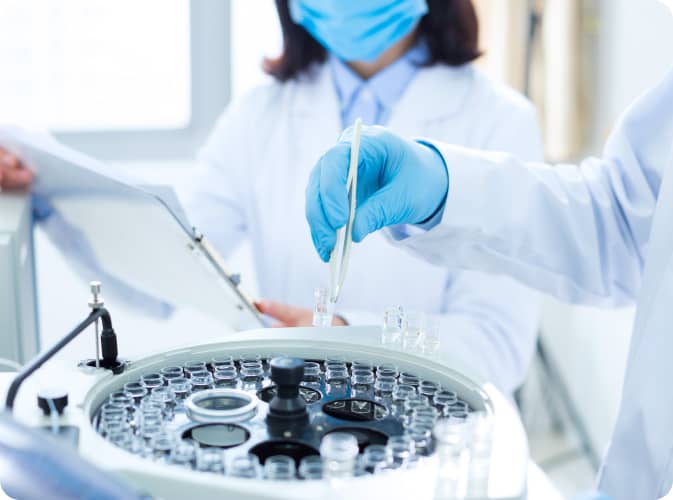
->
xmin=264 ymin=0 xmax=482 ymax=81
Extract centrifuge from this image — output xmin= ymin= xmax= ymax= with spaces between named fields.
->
xmin=6 ymin=320 xmax=528 ymax=500
xmin=0 ymin=132 xmax=529 ymax=499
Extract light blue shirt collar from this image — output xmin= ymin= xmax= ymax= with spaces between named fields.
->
xmin=329 ymin=42 xmax=429 ymax=127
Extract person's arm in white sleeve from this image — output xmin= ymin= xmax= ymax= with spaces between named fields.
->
xmin=425 ymin=99 xmax=541 ymax=393
xmin=177 ymin=96 xmax=254 ymax=258
xmin=391 ymin=66 xmax=673 ymax=306
xmin=340 ymin=99 xmax=543 ymax=393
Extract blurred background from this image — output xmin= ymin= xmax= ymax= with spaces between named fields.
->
xmin=1 ymin=1 xmax=673 ymax=496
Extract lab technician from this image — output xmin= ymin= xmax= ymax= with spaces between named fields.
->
xmin=305 ymin=0 xmax=673 ymax=497
xmin=0 ymin=0 xmax=542 ymax=396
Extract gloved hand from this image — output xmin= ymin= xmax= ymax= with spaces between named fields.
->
xmin=305 ymin=125 xmax=448 ymax=262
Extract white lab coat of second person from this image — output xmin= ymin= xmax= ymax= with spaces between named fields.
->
xmin=181 ymin=61 xmax=543 ymax=395
xmin=389 ymin=65 xmax=673 ymax=499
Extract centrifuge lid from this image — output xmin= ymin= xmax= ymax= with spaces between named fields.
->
xmin=0 ymin=126 xmax=262 ymax=330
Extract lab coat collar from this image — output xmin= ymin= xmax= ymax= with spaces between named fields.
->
xmin=293 ymin=62 xmax=473 ymax=126
xmin=387 ymin=63 xmax=473 ymax=129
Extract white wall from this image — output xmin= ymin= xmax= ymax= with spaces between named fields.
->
xmin=541 ymin=0 xmax=673 ymax=456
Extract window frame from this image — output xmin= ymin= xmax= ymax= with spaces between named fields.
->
xmin=53 ymin=0 xmax=231 ymax=162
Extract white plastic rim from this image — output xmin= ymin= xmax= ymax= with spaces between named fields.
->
xmin=184 ymin=388 xmax=258 ymax=423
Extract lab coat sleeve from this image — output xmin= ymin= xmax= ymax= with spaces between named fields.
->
xmin=393 ymin=66 xmax=673 ymax=307
xmin=344 ymin=97 xmax=543 ymax=394
xmin=176 ymin=97 xmax=254 ymax=258
xmin=429 ymin=99 xmax=542 ymax=394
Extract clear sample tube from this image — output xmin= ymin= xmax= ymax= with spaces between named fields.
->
xmin=108 ymin=429 xmax=134 ymax=451
xmin=213 ymin=367 xmax=239 ymax=388
xmin=433 ymin=417 xmax=472 ymax=500
xmin=422 ymin=317 xmax=441 ymax=358
xmin=140 ymin=373 xmax=164 ymax=392
xmin=229 ymin=454 xmax=260 ymax=478
xmin=352 ymin=360 xmax=373 ymax=371
xmin=196 ymin=447 xmax=226 ymax=473
xmin=381 ymin=306 xmax=404 ymax=347
xmin=240 ymin=365 xmax=264 ymax=383
xmin=402 ymin=311 xmax=425 ymax=353
xmin=239 ymin=353 xmax=262 ymax=364
xmin=386 ymin=435 xmax=415 ymax=465
xmin=408 ymin=427 xmax=433 ymax=455
xmin=168 ymin=440 xmax=196 ymax=468
xmin=351 ymin=369 xmax=375 ymax=387
xmin=298 ymin=455 xmax=323 ymax=480
xmin=399 ymin=372 xmax=420 ymax=387
xmin=467 ymin=411 xmax=494 ymax=497
xmin=362 ymin=444 xmax=390 ymax=472
xmin=377 ymin=363 xmax=399 ymax=378
xmin=211 ymin=356 xmax=235 ymax=370
xmin=183 ymin=361 xmax=207 ymax=375
xmin=161 ymin=371 xmax=184 ymax=384
xmin=263 ymin=455 xmax=296 ymax=480
xmin=419 ymin=380 xmax=441 ymax=401
xmin=168 ymin=376 xmax=192 ymax=401
xmin=108 ymin=391 xmax=133 ymax=409
xmin=447 ymin=409 xmax=470 ymax=421
xmin=149 ymin=387 xmax=176 ymax=418
xmin=302 ymin=361 xmax=321 ymax=383
xmin=241 ymin=360 xmax=263 ymax=373
xmin=190 ymin=373 xmax=214 ymax=391
xmin=326 ymin=367 xmax=349 ymax=384
xmin=320 ymin=432 xmax=359 ymax=479
xmin=123 ymin=382 xmax=148 ymax=401
xmin=187 ymin=369 xmax=210 ymax=379
xmin=433 ymin=390 xmax=458 ymax=409
xmin=312 ymin=287 xmax=333 ymax=327
xmin=392 ymin=384 xmax=416 ymax=406
xmin=139 ymin=403 xmax=163 ymax=439
xmin=150 ymin=430 xmax=175 ymax=455
xmin=374 ymin=375 xmax=397 ymax=398
xmin=100 ymin=408 xmax=126 ymax=435
xmin=160 ymin=366 xmax=183 ymax=377
xmin=445 ymin=400 xmax=469 ymax=416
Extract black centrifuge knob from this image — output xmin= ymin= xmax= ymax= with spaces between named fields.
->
xmin=266 ymin=357 xmax=308 ymax=424
xmin=37 ymin=388 xmax=69 ymax=416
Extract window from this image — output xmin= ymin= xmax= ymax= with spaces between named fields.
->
xmin=0 ymin=0 xmax=191 ymax=131
xmin=231 ymin=0 xmax=282 ymax=99
xmin=0 ymin=0 xmax=230 ymax=161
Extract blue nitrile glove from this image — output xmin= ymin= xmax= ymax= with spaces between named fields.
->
xmin=305 ymin=125 xmax=448 ymax=262
xmin=573 ymin=492 xmax=612 ymax=500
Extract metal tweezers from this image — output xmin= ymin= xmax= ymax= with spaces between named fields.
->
xmin=329 ymin=118 xmax=362 ymax=304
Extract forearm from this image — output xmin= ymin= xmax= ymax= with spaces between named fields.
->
xmin=394 ymin=68 xmax=673 ymax=307
xmin=392 ymin=148 xmax=646 ymax=306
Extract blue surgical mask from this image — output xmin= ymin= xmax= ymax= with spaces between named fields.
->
xmin=288 ymin=0 xmax=428 ymax=63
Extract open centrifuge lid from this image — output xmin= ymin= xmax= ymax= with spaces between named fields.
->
xmin=0 ymin=126 xmax=262 ymax=331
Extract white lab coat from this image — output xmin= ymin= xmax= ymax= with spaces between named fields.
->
xmin=393 ymin=66 xmax=673 ymax=499
xmin=181 ymin=62 xmax=543 ymax=394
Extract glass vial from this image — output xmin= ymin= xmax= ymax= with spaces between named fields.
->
xmin=381 ymin=306 xmax=404 ymax=347
xmin=467 ymin=411 xmax=494 ymax=497
xmin=320 ymin=432 xmax=359 ymax=479
xmin=402 ymin=311 xmax=425 ymax=353
xmin=312 ymin=287 xmax=333 ymax=327
xmin=433 ymin=417 xmax=472 ymax=500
